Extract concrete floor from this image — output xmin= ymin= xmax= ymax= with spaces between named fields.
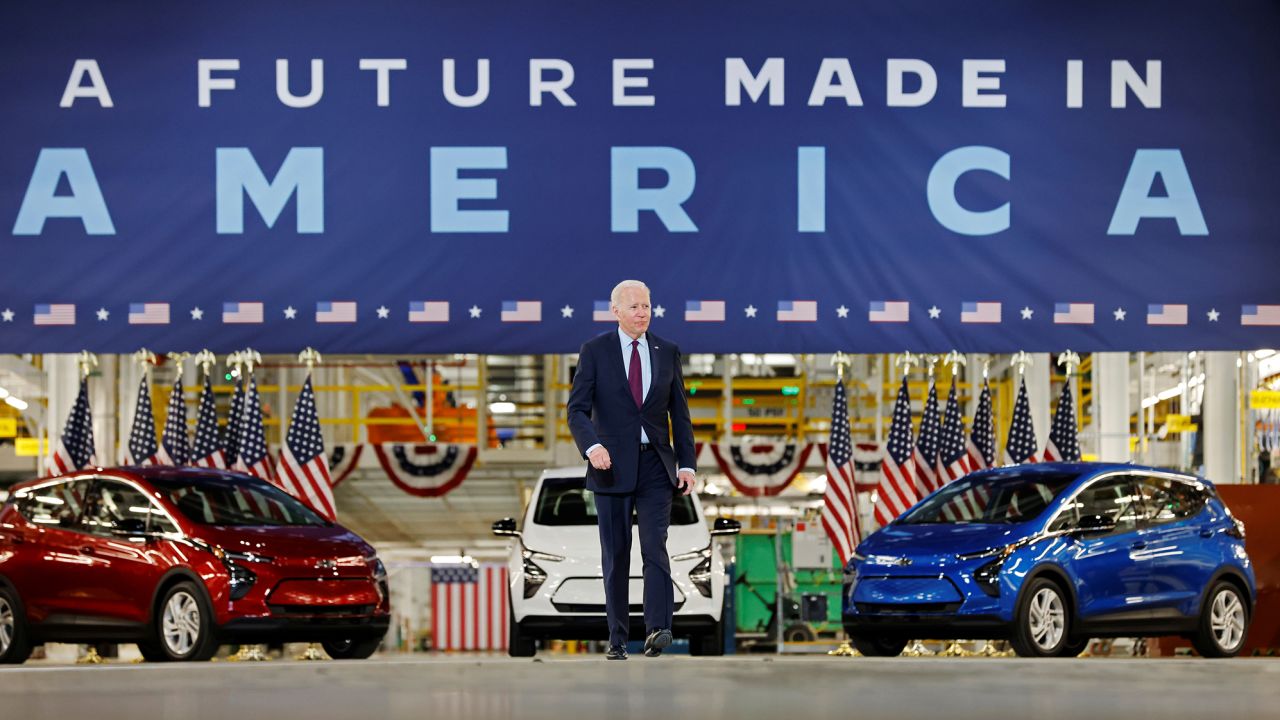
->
xmin=3 ymin=655 xmax=1279 ymax=720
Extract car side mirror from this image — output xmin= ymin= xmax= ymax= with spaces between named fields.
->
xmin=491 ymin=518 xmax=520 ymax=538
xmin=110 ymin=518 xmax=154 ymax=539
xmin=710 ymin=517 xmax=741 ymax=536
xmin=1074 ymin=514 xmax=1118 ymax=535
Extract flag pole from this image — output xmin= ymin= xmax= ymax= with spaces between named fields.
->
xmin=906 ymin=353 xmax=941 ymax=658
xmin=295 ymin=346 xmax=329 ymax=662
xmin=227 ymin=346 xmax=271 ymax=664
xmin=1059 ymin=350 xmax=1081 ymax=434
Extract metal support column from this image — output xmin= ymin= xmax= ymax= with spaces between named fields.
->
xmin=1204 ymin=352 xmax=1240 ymax=483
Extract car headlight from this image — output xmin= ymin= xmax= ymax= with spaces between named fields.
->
xmin=367 ymin=555 xmax=388 ymax=603
xmin=522 ymin=548 xmax=565 ymax=563
xmin=206 ymin=547 xmax=274 ymax=601
xmin=955 ymin=546 xmax=1009 ymax=561
xmin=956 ymin=544 xmax=1018 ymax=598
xmin=672 ymin=546 xmax=712 ymax=562
xmin=520 ymin=546 xmax=562 ymax=599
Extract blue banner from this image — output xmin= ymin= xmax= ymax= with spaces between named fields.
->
xmin=1 ymin=1 xmax=1277 ymax=353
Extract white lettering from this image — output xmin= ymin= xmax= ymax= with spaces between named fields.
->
xmin=359 ymin=58 xmax=407 ymax=107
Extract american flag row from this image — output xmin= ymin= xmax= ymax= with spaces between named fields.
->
xmin=51 ymin=368 xmax=338 ymax=522
xmin=820 ymin=369 xmax=1082 ymax=560
xmin=15 ymin=301 xmax=1280 ymax=326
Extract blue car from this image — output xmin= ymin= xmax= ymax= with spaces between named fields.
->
xmin=843 ymin=463 xmax=1254 ymax=658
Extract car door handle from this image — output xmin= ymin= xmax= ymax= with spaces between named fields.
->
xmin=1131 ymin=541 xmax=1147 ymax=550
xmin=1200 ymin=527 xmax=1215 ymax=538
xmin=79 ymin=545 xmax=96 ymax=555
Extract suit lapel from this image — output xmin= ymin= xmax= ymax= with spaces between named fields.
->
xmin=607 ymin=332 xmax=630 ymax=396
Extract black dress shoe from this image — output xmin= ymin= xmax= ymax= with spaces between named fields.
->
xmin=643 ymin=629 xmax=672 ymax=657
xmin=606 ymin=645 xmax=628 ymax=660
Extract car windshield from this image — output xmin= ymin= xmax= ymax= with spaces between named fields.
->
xmin=897 ymin=471 xmax=1079 ymax=525
xmin=533 ymin=477 xmax=700 ymax=526
xmin=150 ymin=473 xmax=329 ymax=527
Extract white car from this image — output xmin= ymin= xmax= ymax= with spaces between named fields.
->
xmin=492 ymin=466 xmax=740 ymax=656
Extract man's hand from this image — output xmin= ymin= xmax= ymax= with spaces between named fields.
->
xmin=588 ymin=446 xmax=612 ymax=470
xmin=677 ymin=469 xmax=696 ymax=496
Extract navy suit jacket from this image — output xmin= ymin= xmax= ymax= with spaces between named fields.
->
xmin=566 ymin=330 xmax=697 ymax=494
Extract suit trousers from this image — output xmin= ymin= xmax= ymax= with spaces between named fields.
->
xmin=593 ymin=447 xmax=675 ymax=647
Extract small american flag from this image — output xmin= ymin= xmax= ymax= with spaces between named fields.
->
xmin=1003 ymin=377 xmax=1039 ymax=465
xmin=159 ymin=375 xmax=189 ymax=465
xmin=274 ymin=374 xmax=337 ymax=521
xmin=593 ymin=301 xmax=614 ymax=322
xmin=128 ymin=303 xmax=170 ymax=325
xmin=1054 ymin=303 xmax=1094 ymax=325
xmin=936 ymin=379 xmax=968 ymax=484
xmin=1243 ymin=305 xmax=1280 ymax=326
xmin=316 ymin=301 xmax=357 ymax=323
xmin=961 ymin=302 xmax=1002 ymax=323
xmin=776 ymin=300 xmax=817 ymax=322
xmin=966 ymin=381 xmax=997 ymax=470
xmin=432 ymin=564 xmax=509 ymax=651
xmin=684 ymin=300 xmax=725 ymax=322
xmin=125 ymin=375 xmax=161 ymax=465
xmin=409 ymin=301 xmax=450 ymax=323
xmin=820 ymin=380 xmax=860 ymax=564
xmin=191 ymin=375 xmax=226 ymax=468
xmin=869 ymin=301 xmax=909 ymax=323
xmin=34 ymin=304 xmax=75 ymax=326
xmin=1043 ymin=378 xmax=1081 ymax=462
xmin=501 ymin=301 xmax=541 ymax=322
xmin=224 ymin=377 xmax=245 ymax=467
xmin=51 ymin=378 xmax=96 ymax=475
xmin=874 ymin=377 xmax=918 ymax=526
xmin=912 ymin=382 xmax=942 ymax=497
xmin=223 ymin=302 xmax=264 ymax=324
xmin=234 ymin=376 xmax=273 ymax=481
xmin=1147 ymin=304 xmax=1188 ymax=326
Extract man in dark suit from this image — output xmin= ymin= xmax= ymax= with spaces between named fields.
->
xmin=567 ymin=280 xmax=697 ymax=660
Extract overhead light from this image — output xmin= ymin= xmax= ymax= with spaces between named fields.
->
xmin=5 ymin=396 xmax=27 ymax=411
xmin=0 ymin=387 xmax=9 ymax=399
xmin=488 ymin=402 xmax=516 ymax=414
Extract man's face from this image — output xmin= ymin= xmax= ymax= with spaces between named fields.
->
xmin=613 ymin=287 xmax=651 ymax=338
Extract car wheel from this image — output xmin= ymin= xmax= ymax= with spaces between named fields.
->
xmin=0 ymin=586 xmax=33 ymax=664
xmin=1192 ymin=581 xmax=1249 ymax=658
xmin=689 ymin=614 xmax=726 ymax=656
xmin=1011 ymin=577 xmax=1071 ymax=657
xmin=850 ymin=635 xmax=907 ymax=657
xmin=1062 ymin=637 xmax=1090 ymax=657
xmin=322 ymin=637 xmax=383 ymax=660
xmin=507 ymin=604 xmax=536 ymax=657
xmin=152 ymin=581 xmax=219 ymax=662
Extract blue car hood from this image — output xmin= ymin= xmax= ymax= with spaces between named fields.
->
xmin=862 ymin=522 xmax=1028 ymax=557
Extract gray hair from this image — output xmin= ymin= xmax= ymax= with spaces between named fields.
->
xmin=610 ymin=280 xmax=650 ymax=308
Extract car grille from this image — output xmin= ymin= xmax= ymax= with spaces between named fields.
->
xmin=268 ymin=604 xmax=376 ymax=617
xmin=551 ymin=601 xmax=686 ymax=613
xmin=855 ymin=602 xmax=962 ymax=615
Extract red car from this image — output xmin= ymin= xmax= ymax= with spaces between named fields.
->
xmin=0 ymin=467 xmax=390 ymax=663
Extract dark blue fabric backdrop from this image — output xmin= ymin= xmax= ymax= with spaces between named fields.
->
xmin=1 ymin=0 xmax=1276 ymax=353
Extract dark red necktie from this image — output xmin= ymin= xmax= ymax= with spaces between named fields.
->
xmin=629 ymin=339 xmax=643 ymax=407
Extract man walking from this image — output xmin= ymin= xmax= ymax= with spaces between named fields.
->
xmin=567 ymin=280 xmax=697 ymax=660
